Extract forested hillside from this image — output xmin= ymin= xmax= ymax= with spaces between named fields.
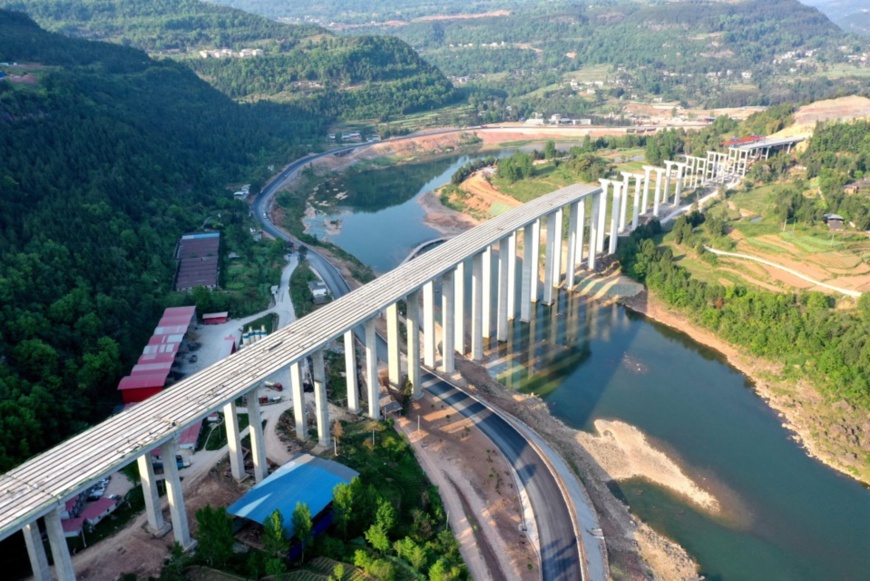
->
xmin=799 ymin=0 xmax=870 ymax=35
xmin=0 ymin=0 xmax=457 ymax=120
xmin=0 ymin=10 xmax=318 ymax=471
xmin=223 ymin=0 xmax=870 ymax=116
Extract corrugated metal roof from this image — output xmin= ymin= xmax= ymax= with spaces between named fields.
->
xmin=227 ymin=454 xmax=358 ymax=538
xmin=142 ymin=342 xmax=180 ymax=356
xmin=117 ymin=374 xmax=167 ymax=391
xmin=131 ymin=361 xmax=174 ymax=375
xmin=138 ymin=352 xmax=177 ymax=365
xmin=163 ymin=306 xmax=197 ymax=319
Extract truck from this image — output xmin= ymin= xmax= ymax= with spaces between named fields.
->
xmin=264 ymin=381 xmax=283 ymax=391
xmin=258 ymin=395 xmax=282 ymax=405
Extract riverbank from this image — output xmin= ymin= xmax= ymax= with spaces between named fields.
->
xmin=620 ymin=290 xmax=870 ymax=487
xmin=454 ymin=359 xmax=701 ymax=580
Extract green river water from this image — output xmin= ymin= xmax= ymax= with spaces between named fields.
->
xmin=309 ymin=154 xmax=870 ymax=580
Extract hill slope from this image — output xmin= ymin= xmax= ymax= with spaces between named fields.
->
xmin=221 ymin=0 xmax=870 ymax=112
xmin=0 ymin=10 xmax=314 ymax=470
xmin=0 ymin=0 xmax=457 ymax=119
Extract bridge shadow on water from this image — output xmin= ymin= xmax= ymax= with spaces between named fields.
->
xmin=427 ymin=249 xmax=657 ymax=580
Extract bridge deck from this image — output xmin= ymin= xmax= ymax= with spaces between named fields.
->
xmin=734 ymin=134 xmax=809 ymax=151
xmin=0 ymin=182 xmax=601 ymax=540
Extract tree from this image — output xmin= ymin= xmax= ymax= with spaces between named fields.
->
xmin=194 ymin=505 xmax=234 ymax=568
xmin=328 ymin=562 xmax=346 ymax=581
xmin=544 ymin=139 xmax=557 ymax=160
xmin=292 ymin=501 xmax=313 ymax=562
xmin=365 ymin=522 xmax=391 ymax=553
xmin=333 ymin=481 xmax=353 ymax=539
xmin=374 ymin=498 xmax=396 ymax=534
xmin=263 ymin=509 xmax=287 ymax=556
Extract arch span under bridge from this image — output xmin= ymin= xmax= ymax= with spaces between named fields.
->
xmin=3 ymin=143 xmax=747 ymax=580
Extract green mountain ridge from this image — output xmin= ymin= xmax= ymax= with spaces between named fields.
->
xmin=0 ymin=0 xmax=458 ymax=119
xmin=0 ymin=9 xmax=315 ymax=471
xmin=219 ymin=0 xmax=870 ymax=113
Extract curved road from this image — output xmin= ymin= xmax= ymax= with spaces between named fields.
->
xmin=252 ymin=136 xmax=591 ymax=580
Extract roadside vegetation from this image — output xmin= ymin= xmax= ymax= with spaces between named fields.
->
xmin=144 ymin=419 xmax=466 ymax=581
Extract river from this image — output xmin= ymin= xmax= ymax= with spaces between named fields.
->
xmin=289 ymin=154 xmax=870 ymax=580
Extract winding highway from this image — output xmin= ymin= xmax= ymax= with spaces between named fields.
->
xmin=251 ymin=139 xmax=596 ymax=580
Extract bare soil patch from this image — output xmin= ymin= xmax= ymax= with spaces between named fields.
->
xmin=788 ymin=96 xmax=870 ymax=133
xmin=397 ymin=392 xmax=539 ymax=581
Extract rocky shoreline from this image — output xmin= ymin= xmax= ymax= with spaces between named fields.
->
xmin=620 ymin=290 xmax=870 ymax=487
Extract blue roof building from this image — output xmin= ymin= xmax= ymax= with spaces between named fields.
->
xmin=227 ymin=454 xmax=358 ymax=538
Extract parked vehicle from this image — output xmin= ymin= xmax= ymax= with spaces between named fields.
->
xmin=264 ymin=381 xmax=283 ymax=391
xmin=152 ymin=454 xmax=191 ymax=472
xmin=87 ymin=485 xmax=106 ymax=501
xmin=258 ymin=395 xmax=282 ymax=405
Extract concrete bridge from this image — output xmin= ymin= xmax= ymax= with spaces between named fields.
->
xmin=0 ymin=139 xmax=777 ymax=580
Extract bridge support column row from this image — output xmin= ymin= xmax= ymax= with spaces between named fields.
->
xmin=471 ymin=250 xmax=485 ymax=358
xmin=543 ymin=209 xmax=563 ymax=305
xmin=45 ymin=509 xmax=75 ymax=581
xmin=576 ymin=197 xmax=587 ymax=270
xmin=365 ymin=318 xmax=380 ymax=420
xmin=481 ymin=247 xmax=492 ymax=339
xmin=441 ymin=271 xmax=455 ymax=373
xmin=642 ymin=166 xmax=653 ymax=214
xmin=520 ymin=220 xmax=540 ymax=323
xmin=454 ymin=261 xmax=465 ymax=356
xmin=607 ymin=180 xmax=622 ymax=254
xmin=663 ymin=161 xmax=675 ymax=208
xmin=618 ymin=173 xmax=630 ymax=232
xmin=674 ymin=162 xmax=686 ymax=206
xmin=566 ymin=201 xmax=580 ymax=290
xmin=407 ymin=290 xmax=422 ymax=397
xmin=387 ymin=303 xmax=401 ymax=388
xmin=497 ymin=236 xmax=511 ymax=341
xmin=290 ymin=361 xmax=306 ymax=439
xmin=311 ymin=350 xmax=331 ymax=449
xmin=506 ymin=232 xmax=517 ymax=320
xmin=23 ymin=520 xmax=51 ymax=581
xmin=161 ymin=438 xmax=193 ymax=549
xmin=224 ymin=400 xmax=245 ymax=479
xmin=344 ymin=330 xmax=359 ymax=413
xmin=423 ymin=281 xmax=436 ymax=367
xmin=631 ymin=173 xmax=642 ymax=230
xmin=653 ymin=168 xmax=664 ymax=217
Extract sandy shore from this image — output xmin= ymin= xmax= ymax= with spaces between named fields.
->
xmin=418 ymin=190 xmax=480 ymax=235
xmin=579 ymin=419 xmax=720 ymax=513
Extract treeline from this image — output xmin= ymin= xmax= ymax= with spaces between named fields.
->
xmin=312 ymin=0 xmax=870 ymax=109
xmin=183 ymin=424 xmax=467 ymax=580
xmin=0 ymin=11 xmax=316 ymax=471
xmin=451 ymin=156 xmax=498 ymax=185
xmin=744 ymin=119 xmax=870 ymax=228
xmin=3 ymin=0 xmax=458 ymax=121
xmin=0 ymin=0 xmax=322 ymax=51
xmin=188 ymin=35 xmax=459 ymax=118
xmin=618 ymin=223 xmax=870 ymax=408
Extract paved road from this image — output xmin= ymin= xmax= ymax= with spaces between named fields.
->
xmin=251 ymin=135 xmax=594 ymax=580
xmin=424 ymin=380 xmax=582 ymax=581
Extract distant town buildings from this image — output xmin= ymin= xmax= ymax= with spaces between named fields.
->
xmin=198 ymin=48 xmax=264 ymax=59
